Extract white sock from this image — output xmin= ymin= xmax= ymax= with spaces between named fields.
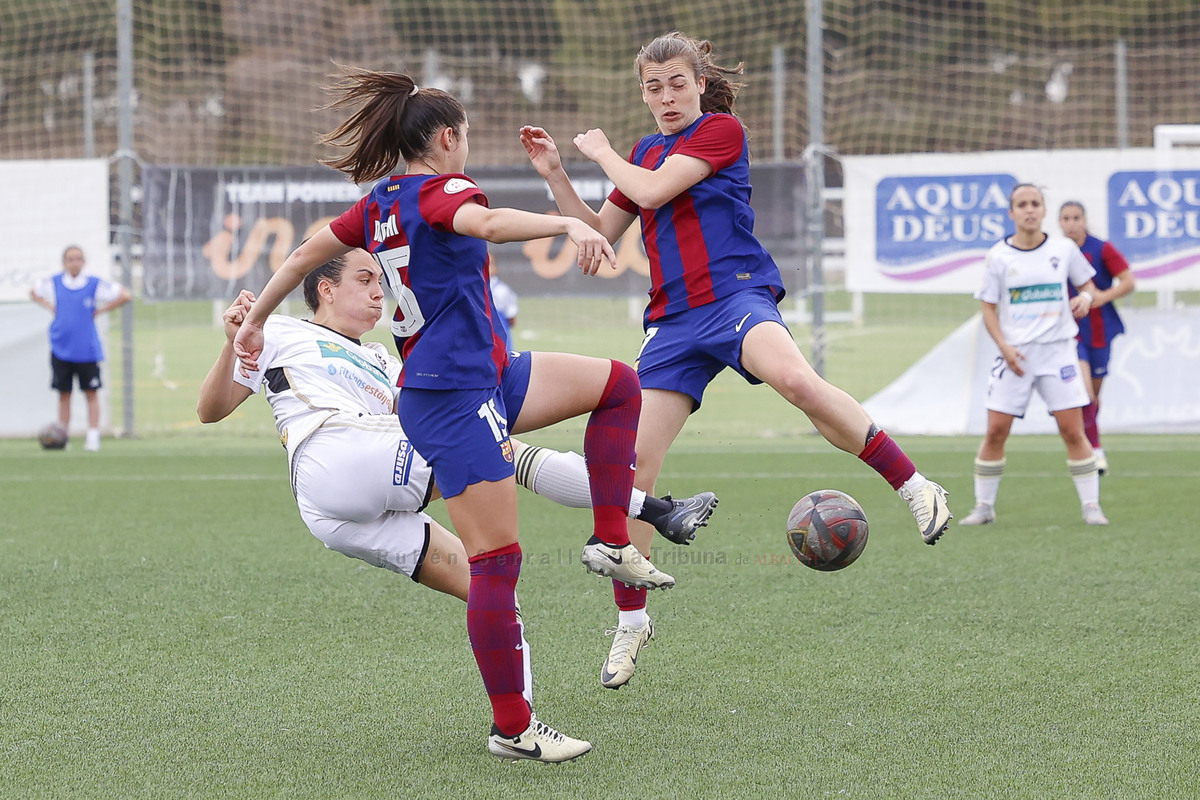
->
xmin=514 ymin=442 xmax=592 ymax=508
xmin=618 ymin=609 xmax=648 ymax=629
xmin=515 ymin=596 xmax=532 ymax=707
xmin=899 ymin=471 xmax=927 ymax=492
xmin=512 ymin=440 xmax=643 ymax=515
xmin=973 ymin=458 xmax=1005 ymax=507
xmin=1067 ymin=457 xmax=1100 ymax=506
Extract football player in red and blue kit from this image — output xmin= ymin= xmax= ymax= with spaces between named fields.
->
xmin=1059 ymin=201 xmax=1137 ymax=475
xmin=233 ymin=68 xmax=680 ymax=763
xmin=522 ymin=31 xmax=955 ymax=688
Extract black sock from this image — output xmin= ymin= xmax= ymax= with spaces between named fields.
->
xmin=636 ymin=495 xmax=673 ymax=527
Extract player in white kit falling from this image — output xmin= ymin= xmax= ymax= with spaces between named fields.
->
xmin=960 ymin=183 xmax=1109 ymax=526
xmin=197 ymin=250 xmax=716 ymax=701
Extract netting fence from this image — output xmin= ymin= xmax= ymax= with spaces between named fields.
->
xmin=2 ymin=1 xmax=1198 ymax=436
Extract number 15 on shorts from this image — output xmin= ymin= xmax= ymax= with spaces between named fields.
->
xmin=477 ymin=398 xmax=509 ymax=442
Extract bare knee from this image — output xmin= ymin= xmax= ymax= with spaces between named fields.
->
xmin=773 ymin=371 xmax=824 ymax=411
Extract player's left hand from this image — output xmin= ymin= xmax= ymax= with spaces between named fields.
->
xmin=222 ymin=290 xmax=256 ymax=343
xmin=573 ymin=128 xmax=613 ymax=162
xmin=233 ymin=314 xmax=265 ymax=376
xmin=1069 ymin=293 xmax=1092 ymax=319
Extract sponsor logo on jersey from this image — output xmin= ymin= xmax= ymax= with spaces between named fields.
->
xmin=1008 ymin=283 xmax=1063 ymax=304
xmin=317 ymin=340 xmax=390 ymax=383
xmin=443 ymin=178 xmax=477 ymax=195
xmin=373 ymin=215 xmax=399 ymax=243
xmin=393 ymin=439 xmax=413 ymax=486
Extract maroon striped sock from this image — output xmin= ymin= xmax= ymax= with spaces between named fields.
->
xmin=1082 ymin=401 xmax=1101 ymax=448
xmin=584 ymin=360 xmax=640 ymax=546
xmin=468 ymin=543 xmax=529 ymax=736
xmin=858 ymin=429 xmax=916 ymax=491
xmin=613 ymin=580 xmax=647 ymax=611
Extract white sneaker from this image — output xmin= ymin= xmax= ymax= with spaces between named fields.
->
xmin=487 ymin=716 xmax=592 ymax=763
xmin=84 ymin=429 xmax=101 ymax=452
xmin=600 ymin=618 xmax=654 ymax=689
xmin=959 ymin=503 xmax=996 ymax=526
xmin=1082 ymin=502 xmax=1109 ymax=525
xmin=898 ymin=479 xmax=952 ymax=544
xmin=580 ymin=541 xmax=675 ymax=590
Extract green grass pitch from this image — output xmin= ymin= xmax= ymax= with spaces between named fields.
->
xmin=4 ymin=296 xmax=1198 ymax=797
xmin=2 ymin=432 xmax=1198 ymax=798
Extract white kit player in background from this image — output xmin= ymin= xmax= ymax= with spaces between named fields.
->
xmin=197 ymin=248 xmax=716 ymax=616
xmin=961 ymin=183 xmax=1108 ymax=527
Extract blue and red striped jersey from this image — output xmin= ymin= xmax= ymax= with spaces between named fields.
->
xmin=608 ymin=113 xmax=784 ymax=323
xmin=1070 ymin=234 xmax=1130 ymax=348
xmin=330 ymin=173 xmax=508 ymax=390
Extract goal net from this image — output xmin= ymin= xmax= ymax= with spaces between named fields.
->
xmin=2 ymin=1 xmax=1198 ymax=436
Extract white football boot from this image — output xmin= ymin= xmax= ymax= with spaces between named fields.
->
xmin=600 ymin=618 xmax=654 ymax=690
xmin=959 ymin=503 xmax=996 ymax=526
xmin=1082 ymin=502 xmax=1109 ymax=526
xmin=898 ymin=478 xmax=952 ymax=544
xmin=580 ymin=541 xmax=675 ymax=590
xmin=488 ymin=716 xmax=592 ymax=763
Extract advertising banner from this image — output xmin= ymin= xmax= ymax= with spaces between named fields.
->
xmin=844 ymin=149 xmax=1200 ymax=294
xmin=142 ymin=163 xmax=805 ymax=301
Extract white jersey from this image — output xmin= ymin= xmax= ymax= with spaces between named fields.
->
xmin=975 ymin=234 xmax=1095 ymax=346
xmin=232 ymin=316 xmax=401 ymax=468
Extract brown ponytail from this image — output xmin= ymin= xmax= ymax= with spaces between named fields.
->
xmin=319 ymin=65 xmax=466 ymax=184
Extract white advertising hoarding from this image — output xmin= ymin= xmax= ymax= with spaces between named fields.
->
xmin=0 ymin=159 xmax=111 ymax=303
xmin=843 ymin=149 xmax=1200 ymax=294
xmin=0 ymin=159 xmax=111 ymax=437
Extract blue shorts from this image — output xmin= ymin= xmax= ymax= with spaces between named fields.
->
xmin=398 ymin=386 xmax=515 ymax=499
xmin=1076 ymin=340 xmax=1112 ymax=379
xmin=500 ymin=350 xmax=531 ymax=422
xmin=635 ymin=287 xmax=785 ymax=411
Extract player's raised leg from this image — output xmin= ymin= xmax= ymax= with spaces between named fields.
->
xmin=513 ymin=352 xmax=674 ymax=590
xmin=740 ymin=321 xmax=952 ymax=543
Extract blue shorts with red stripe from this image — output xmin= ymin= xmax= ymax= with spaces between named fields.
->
xmin=399 ymin=386 xmax=515 ymax=500
xmin=1076 ymin=340 xmax=1112 ymax=378
xmin=635 ymin=286 xmax=784 ymax=411
xmin=499 ymin=350 xmax=531 ymax=422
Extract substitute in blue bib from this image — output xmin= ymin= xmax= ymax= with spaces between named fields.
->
xmin=29 ymin=246 xmax=130 ymax=451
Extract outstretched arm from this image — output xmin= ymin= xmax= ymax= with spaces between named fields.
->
xmin=520 ymin=125 xmax=636 ymax=243
xmin=234 ymin=226 xmax=350 ymax=372
xmin=452 ymin=200 xmax=617 ymax=276
xmin=197 ymin=290 xmax=257 ymax=423
xmin=571 ymin=127 xmax=713 ymax=211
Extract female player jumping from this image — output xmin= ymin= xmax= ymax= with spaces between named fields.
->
xmin=521 ymin=31 xmax=953 ymax=689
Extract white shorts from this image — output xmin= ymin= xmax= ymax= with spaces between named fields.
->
xmin=292 ymin=415 xmax=436 ymax=579
xmin=985 ymin=339 xmax=1089 ymax=417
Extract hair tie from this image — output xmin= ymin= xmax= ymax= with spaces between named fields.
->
xmin=409 ymin=85 xmax=419 ymax=97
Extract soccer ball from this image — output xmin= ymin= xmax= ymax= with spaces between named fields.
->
xmin=786 ymin=489 xmax=869 ymax=572
xmin=37 ymin=422 xmax=69 ymax=450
